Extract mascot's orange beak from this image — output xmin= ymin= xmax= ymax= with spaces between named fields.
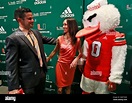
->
xmin=76 ymin=23 xmax=102 ymax=39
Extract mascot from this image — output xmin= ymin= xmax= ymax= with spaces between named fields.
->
xmin=76 ymin=0 xmax=127 ymax=94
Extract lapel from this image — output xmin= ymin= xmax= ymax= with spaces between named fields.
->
xmin=16 ymin=29 xmax=38 ymax=55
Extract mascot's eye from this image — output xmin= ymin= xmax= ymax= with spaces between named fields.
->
xmin=87 ymin=13 xmax=97 ymax=22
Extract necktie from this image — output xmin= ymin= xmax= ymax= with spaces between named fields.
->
xmin=28 ymin=32 xmax=43 ymax=67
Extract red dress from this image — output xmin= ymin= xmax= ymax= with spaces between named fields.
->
xmin=56 ymin=35 xmax=80 ymax=87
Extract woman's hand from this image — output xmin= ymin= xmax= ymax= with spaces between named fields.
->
xmin=70 ymin=58 xmax=78 ymax=68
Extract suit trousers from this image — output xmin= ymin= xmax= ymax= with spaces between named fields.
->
xmin=23 ymin=67 xmax=46 ymax=94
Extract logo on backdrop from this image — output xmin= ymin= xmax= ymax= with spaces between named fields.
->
xmin=126 ymin=4 xmax=132 ymax=10
xmin=12 ymin=28 xmax=18 ymax=32
xmin=36 ymin=23 xmax=51 ymax=34
xmin=0 ymin=5 xmax=4 ymax=9
xmin=0 ymin=15 xmax=7 ymax=22
xmin=34 ymin=0 xmax=46 ymax=5
xmin=8 ymin=0 xmax=26 ymax=5
xmin=33 ymin=11 xmax=51 ymax=17
xmin=37 ymin=23 xmax=46 ymax=30
xmin=60 ymin=7 xmax=74 ymax=18
xmin=0 ymin=26 xmax=6 ymax=34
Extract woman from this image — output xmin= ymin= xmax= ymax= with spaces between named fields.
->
xmin=46 ymin=17 xmax=82 ymax=94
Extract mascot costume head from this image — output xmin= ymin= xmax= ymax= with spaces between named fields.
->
xmin=77 ymin=0 xmax=127 ymax=94
xmin=76 ymin=0 xmax=120 ymax=38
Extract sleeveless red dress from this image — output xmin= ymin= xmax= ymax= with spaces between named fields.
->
xmin=56 ymin=35 xmax=80 ymax=87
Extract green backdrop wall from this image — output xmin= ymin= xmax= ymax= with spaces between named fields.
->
xmin=0 ymin=0 xmax=132 ymax=94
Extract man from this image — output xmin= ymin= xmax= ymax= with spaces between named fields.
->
xmin=5 ymin=7 xmax=56 ymax=94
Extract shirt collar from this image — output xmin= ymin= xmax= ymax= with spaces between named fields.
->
xmin=19 ymin=26 xmax=31 ymax=36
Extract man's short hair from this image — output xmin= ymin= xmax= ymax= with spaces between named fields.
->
xmin=14 ymin=7 xmax=32 ymax=21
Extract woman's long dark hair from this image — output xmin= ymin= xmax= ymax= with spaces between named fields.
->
xmin=64 ymin=17 xmax=78 ymax=45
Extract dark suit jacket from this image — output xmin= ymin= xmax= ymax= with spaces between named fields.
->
xmin=5 ymin=29 xmax=56 ymax=91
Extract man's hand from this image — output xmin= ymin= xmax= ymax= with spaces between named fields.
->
xmin=8 ymin=89 xmax=19 ymax=94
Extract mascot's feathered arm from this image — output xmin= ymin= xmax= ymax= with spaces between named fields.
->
xmin=109 ymin=33 xmax=127 ymax=84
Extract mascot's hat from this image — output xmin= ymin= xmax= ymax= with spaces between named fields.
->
xmin=87 ymin=0 xmax=108 ymax=11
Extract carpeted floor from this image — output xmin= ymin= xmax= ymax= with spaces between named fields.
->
xmin=0 ymin=86 xmax=8 ymax=94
